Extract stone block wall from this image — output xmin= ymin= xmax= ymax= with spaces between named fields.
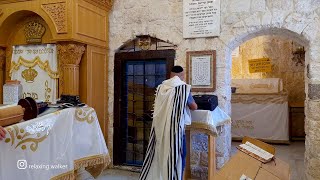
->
xmin=109 ymin=0 xmax=320 ymax=179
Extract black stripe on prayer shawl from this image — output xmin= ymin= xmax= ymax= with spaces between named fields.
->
xmin=139 ymin=128 xmax=156 ymax=180
xmin=139 ymin=84 xmax=189 ymax=180
xmin=168 ymin=85 xmax=188 ymax=180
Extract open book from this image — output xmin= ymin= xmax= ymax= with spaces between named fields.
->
xmin=237 ymin=141 xmax=274 ymax=163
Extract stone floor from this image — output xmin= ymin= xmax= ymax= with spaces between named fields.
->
xmin=97 ymin=141 xmax=305 ymax=180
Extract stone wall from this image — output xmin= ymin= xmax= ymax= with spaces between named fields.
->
xmin=232 ymin=35 xmax=305 ymax=104
xmin=109 ymin=0 xmax=320 ymax=179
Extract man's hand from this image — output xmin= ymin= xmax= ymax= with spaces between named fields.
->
xmin=188 ymin=102 xmax=198 ymax=110
xmin=0 ymin=126 xmax=6 ymax=141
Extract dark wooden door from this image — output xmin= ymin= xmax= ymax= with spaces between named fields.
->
xmin=114 ymin=50 xmax=175 ymax=166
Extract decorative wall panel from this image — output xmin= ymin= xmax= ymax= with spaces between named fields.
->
xmin=41 ymin=2 xmax=67 ymax=34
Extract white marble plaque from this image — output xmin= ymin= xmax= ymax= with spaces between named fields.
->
xmin=183 ymin=0 xmax=220 ymax=38
xmin=191 ymin=56 xmax=211 ymax=85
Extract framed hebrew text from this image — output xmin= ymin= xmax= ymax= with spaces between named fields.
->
xmin=186 ymin=50 xmax=216 ymax=92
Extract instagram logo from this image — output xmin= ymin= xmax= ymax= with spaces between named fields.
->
xmin=17 ymin=160 xmax=27 ymax=169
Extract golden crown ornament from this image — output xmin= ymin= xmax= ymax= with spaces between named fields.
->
xmin=21 ymin=68 xmax=38 ymax=83
xmin=24 ymin=21 xmax=46 ymax=43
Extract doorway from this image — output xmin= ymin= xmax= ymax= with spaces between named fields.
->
xmin=230 ymin=35 xmax=306 ymax=179
xmin=113 ymin=49 xmax=175 ymax=166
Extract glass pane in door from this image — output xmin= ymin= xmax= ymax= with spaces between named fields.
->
xmin=121 ymin=60 xmax=166 ymax=166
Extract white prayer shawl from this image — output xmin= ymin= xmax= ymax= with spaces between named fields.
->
xmin=139 ymin=76 xmax=191 ymax=180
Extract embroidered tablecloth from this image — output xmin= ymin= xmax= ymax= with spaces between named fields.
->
xmin=0 ymin=107 xmax=110 ymax=180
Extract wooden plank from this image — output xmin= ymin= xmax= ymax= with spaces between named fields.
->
xmin=208 ymin=135 xmax=216 ymax=180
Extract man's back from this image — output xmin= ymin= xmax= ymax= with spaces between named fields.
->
xmin=139 ymin=76 xmax=191 ymax=180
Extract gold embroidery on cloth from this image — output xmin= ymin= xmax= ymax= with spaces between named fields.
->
xmin=50 ymin=170 xmax=75 ymax=180
xmin=53 ymin=110 xmax=61 ymax=115
xmin=231 ymin=94 xmax=288 ymax=104
xmin=75 ymin=108 xmax=95 ymax=124
xmin=74 ymin=154 xmax=111 ymax=170
xmin=10 ymin=56 xmax=59 ymax=79
xmin=21 ymin=67 xmax=38 ymax=83
xmin=45 ymin=80 xmax=52 ymax=102
xmin=4 ymin=125 xmax=49 ymax=152
xmin=50 ymin=154 xmax=111 ymax=180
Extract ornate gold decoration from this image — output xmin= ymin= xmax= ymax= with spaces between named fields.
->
xmin=231 ymin=93 xmax=288 ymax=104
xmin=53 ymin=110 xmax=61 ymax=115
xmin=57 ymin=43 xmax=85 ymax=65
xmin=138 ymin=36 xmax=151 ymax=50
xmin=41 ymin=2 xmax=67 ymax=34
xmin=83 ymin=0 xmax=113 ymax=10
xmin=21 ymin=68 xmax=38 ymax=83
xmin=57 ymin=42 xmax=85 ymax=96
xmin=24 ymin=21 xmax=46 ymax=43
xmin=74 ymin=154 xmax=110 ymax=169
xmin=50 ymin=154 xmax=110 ymax=180
xmin=45 ymin=80 xmax=51 ymax=102
xmin=50 ymin=170 xmax=75 ymax=180
xmin=10 ymin=56 xmax=59 ymax=79
xmin=4 ymin=125 xmax=49 ymax=152
xmin=0 ymin=9 xmax=3 ymax=17
xmin=75 ymin=108 xmax=95 ymax=124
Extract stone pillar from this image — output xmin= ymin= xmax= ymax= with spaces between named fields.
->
xmin=306 ymin=83 xmax=320 ymax=179
xmin=57 ymin=42 xmax=85 ymax=97
xmin=0 ymin=48 xmax=5 ymax=103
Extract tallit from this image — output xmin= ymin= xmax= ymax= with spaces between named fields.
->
xmin=139 ymin=76 xmax=191 ymax=180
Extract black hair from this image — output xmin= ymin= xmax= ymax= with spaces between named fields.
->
xmin=171 ymin=66 xmax=184 ymax=73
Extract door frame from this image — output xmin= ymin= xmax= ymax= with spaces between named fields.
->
xmin=113 ymin=49 xmax=175 ymax=165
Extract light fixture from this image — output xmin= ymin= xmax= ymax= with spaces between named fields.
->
xmin=292 ymin=42 xmax=305 ymax=66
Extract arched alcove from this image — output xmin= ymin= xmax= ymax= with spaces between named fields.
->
xmin=0 ymin=11 xmax=54 ymax=103
xmin=224 ymin=27 xmax=315 ymax=179
xmin=0 ymin=10 xmax=56 ymax=45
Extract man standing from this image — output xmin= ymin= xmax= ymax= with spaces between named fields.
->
xmin=139 ymin=66 xmax=197 ymax=180
xmin=0 ymin=126 xmax=6 ymax=141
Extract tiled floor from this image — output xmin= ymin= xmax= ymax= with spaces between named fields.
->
xmin=97 ymin=141 xmax=305 ymax=180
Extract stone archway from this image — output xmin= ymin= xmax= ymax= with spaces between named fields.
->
xmin=223 ymin=26 xmax=320 ymax=179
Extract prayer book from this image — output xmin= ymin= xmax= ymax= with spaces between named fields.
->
xmin=237 ymin=141 xmax=274 ymax=163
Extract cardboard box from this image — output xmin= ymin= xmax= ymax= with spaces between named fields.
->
xmin=214 ymin=137 xmax=290 ymax=180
